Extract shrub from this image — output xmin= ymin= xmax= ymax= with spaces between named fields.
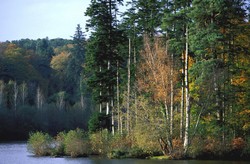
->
xmin=27 ymin=132 xmax=54 ymax=156
xmin=188 ymin=136 xmax=205 ymax=158
xmin=108 ymin=149 xmax=128 ymax=159
xmin=89 ymin=129 xmax=111 ymax=155
xmin=64 ymin=128 xmax=89 ymax=157
xmin=128 ymin=147 xmax=149 ymax=159
xmin=231 ymin=137 xmax=246 ymax=150
xmin=243 ymin=137 xmax=250 ymax=159
xmin=52 ymin=131 xmax=67 ymax=156
xmin=110 ymin=133 xmax=132 ymax=151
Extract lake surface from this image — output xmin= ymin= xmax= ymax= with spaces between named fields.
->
xmin=0 ymin=142 xmax=249 ymax=164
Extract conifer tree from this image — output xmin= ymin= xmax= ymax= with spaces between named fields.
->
xmin=85 ymin=0 xmax=124 ymax=120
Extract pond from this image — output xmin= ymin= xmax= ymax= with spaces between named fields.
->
xmin=0 ymin=142 xmax=249 ymax=164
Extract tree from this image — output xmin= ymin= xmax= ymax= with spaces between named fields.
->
xmin=62 ymin=24 xmax=86 ymax=105
xmin=137 ymin=36 xmax=178 ymax=155
xmin=85 ymin=0 xmax=124 ymax=118
xmin=20 ymin=81 xmax=28 ymax=105
xmin=0 ymin=80 xmax=4 ymax=106
xmin=161 ymin=0 xmax=192 ymax=153
xmin=189 ymin=0 xmax=248 ymax=140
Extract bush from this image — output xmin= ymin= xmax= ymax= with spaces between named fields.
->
xmin=108 ymin=149 xmax=128 ymax=159
xmin=52 ymin=131 xmax=67 ymax=156
xmin=64 ymin=129 xmax=89 ymax=157
xmin=89 ymin=129 xmax=111 ymax=155
xmin=27 ymin=132 xmax=54 ymax=156
xmin=128 ymin=147 xmax=149 ymax=159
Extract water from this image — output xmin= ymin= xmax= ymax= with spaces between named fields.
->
xmin=0 ymin=142 xmax=249 ymax=164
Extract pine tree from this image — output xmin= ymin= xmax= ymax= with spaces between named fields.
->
xmin=66 ymin=24 xmax=86 ymax=104
xmin=189 ymin=0 xmax=248 ymax=144
xmin=85 ymin=0 xmax=124 ymax=131
xmin=162 ymin=0 xmax=192 ymax=153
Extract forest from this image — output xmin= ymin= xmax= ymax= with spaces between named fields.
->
xmin=1 ymin=0 xmax=250 ymax=160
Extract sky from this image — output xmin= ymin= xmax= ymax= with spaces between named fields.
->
xmin=0 ymin=0 xmax=91 ymax=41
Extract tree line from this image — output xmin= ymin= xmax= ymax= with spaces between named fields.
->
xmin=0 ymin=26 xmax=92 ymax=140
xmin=83 ymin=0 xmax=250 ymax=158
xmin=0 ymin=0 xmax=250 ymax=159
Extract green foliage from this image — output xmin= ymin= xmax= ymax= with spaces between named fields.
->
xmin=27 ymin=132 xmax=53 ymax=156
xmin=89 ymin=129 xmax=111 ymax=155
xmin=64 ymin=129 xmax=89 ymax=157
xmin=85 ymin=0 xmax=125 ymax=107
xmin=53 ymin=131 xmax=66 ymax=156
xmin=0 ymin=104 xmax=88 ymax=141
xmin=88 ymin=112 xmax=111 ymax=132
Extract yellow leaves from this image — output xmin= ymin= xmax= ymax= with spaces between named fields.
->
xmin=238 ymin=109 xmax=250 ymax=131
xmin=137 ymin=36 xmax=177 ymax=103
xmin=51 ymin=52 xmax=69 ymax=70
xmin=231 ymin=71 xmax=248 ymax=87
xmin=50 ymin=52 xmax=70 ymax=78
xmin=4 ymin=43 xmax=23 ymax=58
xmin=239 ymin=109 xmax=250 ymax=115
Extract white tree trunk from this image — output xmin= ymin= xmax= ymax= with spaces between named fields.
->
xmin=36 ymin=86 xmax=44 ymax=110
xmin=0 ymin=80 xmax=4 ymax=106
xmin=99 ymin=66 xmax=102 ymax=113
xmin=57 ymin=91 xmax=65 ymax=110
xmin=20 ymin=82 xmax=27 ymax=105
xmin=170 ymin=53 xmax=174 ymax=137
xmin=106 ymin=61 xmax=110 ymax=115
xmin=184 ymin=27 xmax=190 ymax=154
xmin=13 ymin=81 xmax=18 ymax=111
xmin=134 ymin=42 xmax=138 ymax=125
xmin=106 ymin=102 xmax=110 ymax=115
xmin=116 ymin=60 xmax=121 ymax=133
xmin=180 ymin=54 xmax=185 ymax=140
xmin=111 ymin=99 xmax=115 ymax=135
xmin=127 ymin=38 xmax=131 ymax=133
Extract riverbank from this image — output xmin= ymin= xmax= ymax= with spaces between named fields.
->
xmin=1 ymin=142 xmax=250 ymax=164
xmin=26 ymin=129 xmax=250 ymax=161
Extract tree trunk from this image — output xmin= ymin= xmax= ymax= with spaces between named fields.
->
xmin=106 ymin=61 xmax=110 ymax=115
xmin=134 ymin=41 xmax=138 ymax=125
xmin=80 ymin=79 xmax=84 ymax=109
xmin=36 ymin=86 xmax=44 ymax=110
xmin=164 ymin=100 xmax=173 ymax=154
xmin=20 ymin=82 xmax=27 ymax=105
xmin=180 ymin=53 xmax=185 ymax=140
xmin=170 ymin=53 xmax=174 ymax=137
xmin=117 ymin=60 xmax=120 ymax=133
xmin=0 ymin=80 xmax=4 ymax=106
xmin=127 ymin=38 xmax=131 ymax=133
xmin=99 ymin=66 xmax=102 ymax=113
xmin=184 ymin=27 xmax=190 ymax=154
xmin=111 ymin=98 xmax=115 ymax=135
xmin=13 ymin=81 xmax=18 ymax=111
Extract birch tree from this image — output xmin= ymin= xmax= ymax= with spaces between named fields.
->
xmin=56 ymin=91 xmax=65 ymax=110
xmin=137 ymin=36 xmax=178 ymax=154
xmin=13 ymin=81 xmax=18 ymax=111
xmin=20 ymin=81 xmax=28 ymax=105
xmin=0 ymin=80 xmax=4 ymax=107
xmin=183 ymin=27 xmax=190 ymax=154
xmin=36 ymin=86 xmax=44 ymax=110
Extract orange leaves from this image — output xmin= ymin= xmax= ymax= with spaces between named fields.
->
xmin=51 ymin=52 xmax=70 ymax=71
xmin=231 ymin=137 xmax=246 ymax=150
xmin=137 ymin=36 xmax=177 ymax=103
xmin=239 ymin=109 xmax=250 ymax=131
xmin=231 ymin=71 xmax=248 ymax=87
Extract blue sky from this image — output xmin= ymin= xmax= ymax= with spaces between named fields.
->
xmin=0 ymin=0 xmax=91 ymax=41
